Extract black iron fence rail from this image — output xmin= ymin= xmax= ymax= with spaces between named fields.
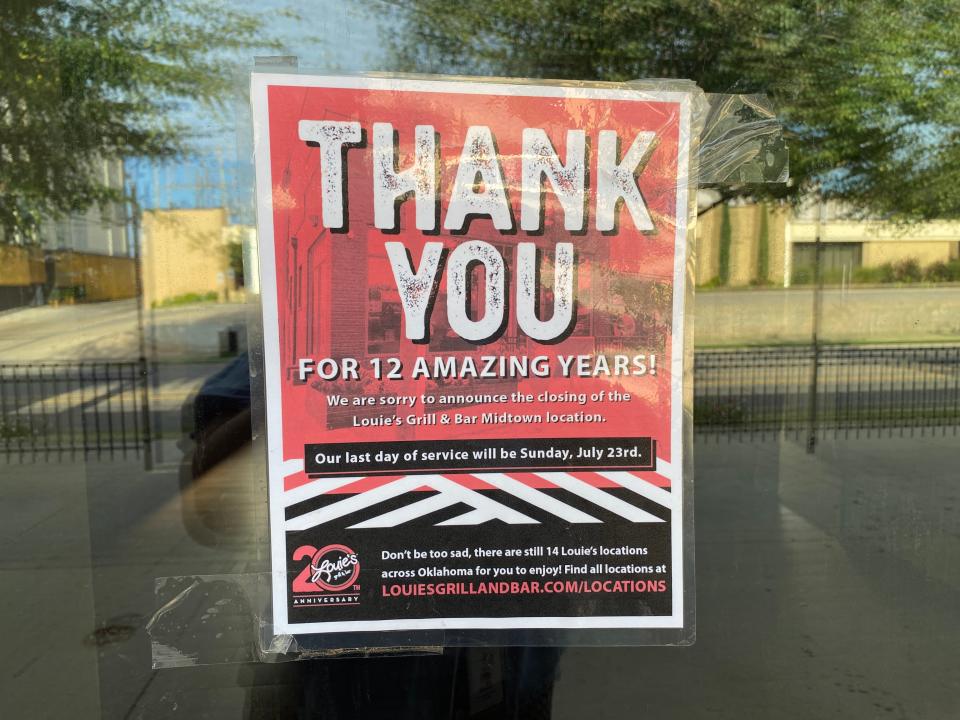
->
xmin=694 ymin=345 xmax=960 ymax=440
xmin=1 ymin=346 xmax=957 ymax=463
xmin=0 ymin=362 xmax=149 ymax=462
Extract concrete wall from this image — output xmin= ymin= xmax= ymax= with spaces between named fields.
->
xmin=0 ymin=245 xmax=45 ymax=311
xmin=0 ymin=245 xmax=45 ymax=286
xmin=49 ymin=251 xmax=137 ymax=302
xmin=0 ymin=245 xmax=136 ymax=307
xmin=696 ymin=286 xmax=960 ymax=346
xmin=695 ymin=209 xmax=720 ymax=285
xmin=695 ymin=204 xmax=785 ymax=287
xmin=223 ymin=225 xmax=257 ymax=294
xmin=789 ymin=218 xmax=960 ymax=245
xmin=862 ymin=241 xmax=954 ymax=267
xmin=142 ymin=208 xmax=230 ymax=307
xmin=729 ymin=207 xmax=759 ymax=287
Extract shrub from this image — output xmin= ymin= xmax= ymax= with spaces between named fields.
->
xmin=151 ymin=291 xmax=219 ymax=309
xmin=853 ymin=263 xmax=895 ymax=284
xmin=923 ymin=259 xmax=960 ymax=282
xmin=820 ymin=268 xmax=848 ymax=285
xmin=718 ymin=203 xmax=731 ymax=285
xmin=891 ymin=258 xmax=922 ymax=283
xmin=790 ymin=267 xmax=813 ymax=285
xmin=695 ymin=400 xmax=745 ymax=427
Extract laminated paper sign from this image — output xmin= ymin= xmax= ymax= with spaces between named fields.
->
xmin=251 ymin=74 xmax=693 ymax=637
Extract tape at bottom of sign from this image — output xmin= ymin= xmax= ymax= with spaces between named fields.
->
xmin=148 ymin=573 xmax=442 ymax=668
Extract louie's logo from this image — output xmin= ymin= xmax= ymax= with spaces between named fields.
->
xmin=291 ymin=544 xmax=360 ymax=598
xmin=310 ymin=544 xmax=359 ymax=591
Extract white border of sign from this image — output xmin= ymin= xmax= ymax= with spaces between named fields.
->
xmin=251 ymin=73 xmax=692 ymax=636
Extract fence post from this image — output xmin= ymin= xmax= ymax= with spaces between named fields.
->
xmin=138 ymin=355 xmax=153 ymax=470
xmin=130 ymin=186 xmax=153 ymax=470
xmin=806 ymin=201 xmax=825 ymax=453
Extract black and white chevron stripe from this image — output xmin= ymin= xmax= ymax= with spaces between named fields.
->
xmin=282 ymin=467 xmax=676 ymax=529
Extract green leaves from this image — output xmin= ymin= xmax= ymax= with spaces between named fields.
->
xmin=373 ymin=0 xmax=960 ymax=220
xmin=0 ymin=0 xmax=278 ymax=241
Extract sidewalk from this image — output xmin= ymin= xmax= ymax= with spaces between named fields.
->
xmin=1 ymin=435 xmax=957 ymax=718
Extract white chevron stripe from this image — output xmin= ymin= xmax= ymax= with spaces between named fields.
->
xmin=476 ymin=473 xmax=602 ymax=523
xmin=538 ymin=472 xmax=664 ymax=523
xmin=653 ymin=458 xmax=678 ymax=483
xmin=348 ymin=493 xmax=463 ymax=528
xmin=281 ymin=458 xmax=305 ymax=477
xmin=436 ymin=509 xmax=493 ymax=525
xmin=284 ymin=470 xmax=675 ymax=528
xmin=428 ymin=476 xmax=538 ymax=525
xmin=283 ymin=476 xmax=365 ymax=507
xmin=596 ymin=471 xmax=676 ymax=512
xmin=286 ymin=475 xmax=428 ymax=530
xmin=285 ymin=474 xmax=538 ymax=530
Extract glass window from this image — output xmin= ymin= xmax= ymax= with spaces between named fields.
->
xmin=1 ymin=2 xmax=958 ymax=718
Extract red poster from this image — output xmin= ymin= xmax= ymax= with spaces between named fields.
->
xmin=252 ymin=74 xmax=694 ymax=640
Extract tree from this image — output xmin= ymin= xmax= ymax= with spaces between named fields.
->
xmin=0 ymin=0 xmax=278 ymax=241
xmin=371 ymin=0 xmax=960 ymax=220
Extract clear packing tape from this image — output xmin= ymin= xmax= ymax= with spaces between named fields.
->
xmin=698 ymin=92 xmax=788 ymax=185
xmin=149 ymin=574 xmax=444 ymax=668
xmin=149 ymin=72 xmax=788 ymax=667
xmin=625 ymin=80 xmax=789 ymax=186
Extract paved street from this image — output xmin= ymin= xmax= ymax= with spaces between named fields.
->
xmin=2 ymin=298 xmax=959 ymax=465
xmin=5 ymin=286 xmax=960 ymax=364
xmin=0 ymin=299 xmax=248 ymax=362
xmin=0 ymin=300 xmax=141 ymax=361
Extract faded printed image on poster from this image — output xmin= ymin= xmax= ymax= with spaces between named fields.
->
xmin=251 ymin=74 xmax=693 ymax=637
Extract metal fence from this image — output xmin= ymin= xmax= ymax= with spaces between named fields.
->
xmin=695 ymin=345 xmax=960 ymax=441
xmin=0 ymin=362 xmax=150 ymax=463
xmin=1 ymin=347 xmax=958 ymax=464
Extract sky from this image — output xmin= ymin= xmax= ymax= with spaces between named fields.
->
xmin=128 ymin=0 xmax=388 ymax=221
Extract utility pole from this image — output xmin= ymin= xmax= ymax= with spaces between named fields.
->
xmin=129 ymin=185 xmax=153 ymax=470
xmin=806 ymin=200 xmax=825 ymax=453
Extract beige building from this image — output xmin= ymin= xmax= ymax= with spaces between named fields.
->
xmin=695 ymin=202 xmax=960 ymax=287
xmin=141 ymin=208 xmax=236 ymax=307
